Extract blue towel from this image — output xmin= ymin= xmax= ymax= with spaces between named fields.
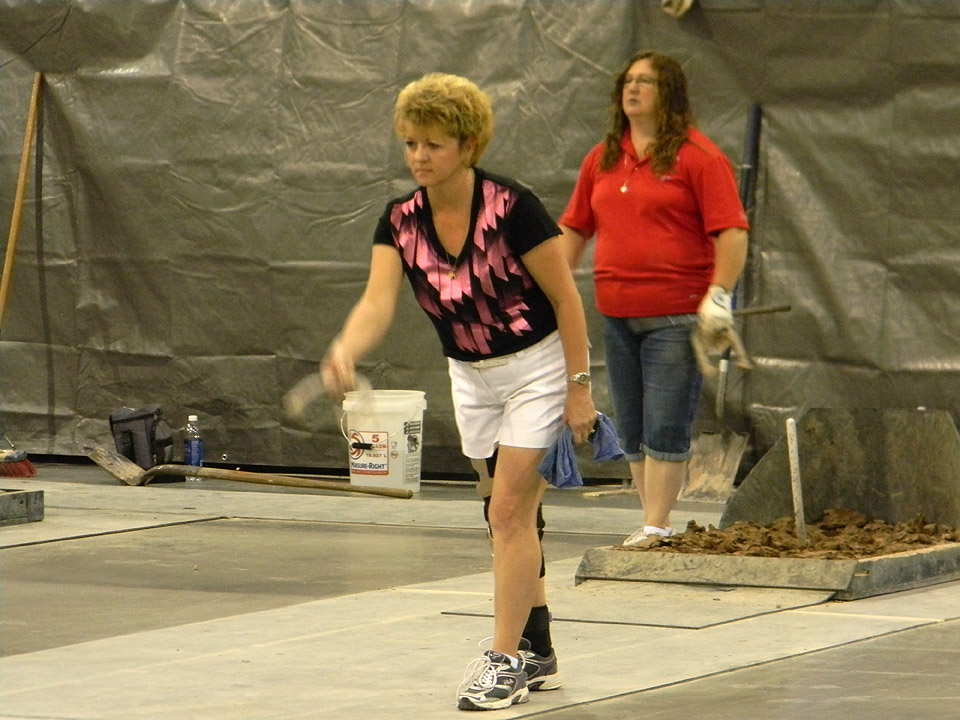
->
xmin=538 ymin=413 xmax=624 ymax=489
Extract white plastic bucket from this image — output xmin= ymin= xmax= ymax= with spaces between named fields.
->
xmin=342 ymin=390 xmax=427 ymax=492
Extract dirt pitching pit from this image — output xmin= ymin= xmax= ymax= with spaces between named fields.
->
xmin=618 ymin=509 xmax=960 ymax=560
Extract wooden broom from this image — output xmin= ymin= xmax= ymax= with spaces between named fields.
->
xmin=0 ymin=73 xmax=43 ymax=477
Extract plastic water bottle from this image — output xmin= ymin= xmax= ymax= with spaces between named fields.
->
xmin=183 ymin=414 xmax=204 ymax=482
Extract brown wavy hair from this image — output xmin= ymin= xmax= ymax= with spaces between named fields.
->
xmin=599 ymin=51 xmax=694 ymax=175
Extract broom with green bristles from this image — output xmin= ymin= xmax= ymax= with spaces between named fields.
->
xmin=0 ymin=73 xmax=42 ymax=478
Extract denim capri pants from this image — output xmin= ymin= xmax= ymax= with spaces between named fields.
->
xmin=602 ymin=315 xmax=703 ymax=463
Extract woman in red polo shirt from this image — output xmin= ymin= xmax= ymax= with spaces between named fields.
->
xmin=559 ymin=51 xmax=749 ymax=546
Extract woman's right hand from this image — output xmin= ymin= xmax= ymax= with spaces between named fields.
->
xmin=320 ymin=341 xmax=356 ymax=402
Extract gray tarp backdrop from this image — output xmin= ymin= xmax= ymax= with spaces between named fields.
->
xmin=1 ymin=0 xmax=958 ymax=478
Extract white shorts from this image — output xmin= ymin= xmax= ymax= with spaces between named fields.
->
xmin=447 ymin=332 xmax=566 ymax=460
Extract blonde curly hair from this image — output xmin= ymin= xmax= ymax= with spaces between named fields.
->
xmin=393 ymin=73 xmax=494 ymax=166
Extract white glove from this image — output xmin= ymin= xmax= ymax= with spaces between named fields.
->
xmin=697 ymin=284 xmax=733 ymax=337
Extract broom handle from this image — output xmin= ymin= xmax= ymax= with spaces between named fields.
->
xmin=675 ymin=303 xmax=791 ymax=326
xmin=732 ymin=303 xmax=791 ymax=318
xmin=142 ymin=464 xmax=414 ymax=499
xmin=0 ymin=73 xmax=42 ymax=329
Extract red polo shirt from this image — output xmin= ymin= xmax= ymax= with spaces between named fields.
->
xmin=560 ymin=128 xmax=748 ymax=318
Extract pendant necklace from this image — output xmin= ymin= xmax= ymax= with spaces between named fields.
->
xmin=441 ymin=245 xmax=461 ymax=279
xmin=621 ymin=156 xmax=638 ymax=193
xmin=439 ymin=223 xmax=468 ymax=279
xmin=435 ymin=173 xmax=474 ymax=280
xmin=442 ymin=247 xmax=459 ymax=279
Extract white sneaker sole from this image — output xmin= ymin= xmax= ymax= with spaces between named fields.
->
xmin=457 ymin=686 xmax=529 ymax=710
xmin=529 ymin=673 xmax=562 ymax=691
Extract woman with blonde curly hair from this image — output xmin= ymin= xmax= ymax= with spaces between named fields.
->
xmin=560 ymin=51 xmax=749 ymax=547
xmin=322 ymin=73 xmax=595 ymax=711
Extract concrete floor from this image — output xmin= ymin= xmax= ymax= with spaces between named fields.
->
xmin=1 ymin=462 xmax=959 ymax=719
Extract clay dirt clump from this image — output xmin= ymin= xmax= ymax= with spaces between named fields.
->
xmin=619 ymin=509 xmax=960 ymax=559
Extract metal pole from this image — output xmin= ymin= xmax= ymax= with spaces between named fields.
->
xmin=786 ymin=417 xmax=808 ymax=546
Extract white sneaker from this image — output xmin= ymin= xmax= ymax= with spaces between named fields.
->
xmin=621 ymin=525 xmax=674 ymax=547
xmin=456 ymin=651 xmax=529 ymax=710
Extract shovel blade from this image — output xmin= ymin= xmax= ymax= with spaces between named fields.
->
xmin=85 ymin=446 xmax=148 ymax=486
xmin=681 ymin=431 xmax=748 ymax=503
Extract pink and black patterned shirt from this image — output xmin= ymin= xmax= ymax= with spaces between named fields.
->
xmin=374 ymin=168 xmax=561 ymax=362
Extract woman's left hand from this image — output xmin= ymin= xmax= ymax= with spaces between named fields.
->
xmin=564 ymin=385 xmax=597 ymax=445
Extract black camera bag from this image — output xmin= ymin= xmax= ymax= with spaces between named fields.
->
xmin=109 ymin=404 xmax=174 ymax=470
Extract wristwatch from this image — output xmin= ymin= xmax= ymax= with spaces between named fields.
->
xmin=567 ymin=372 xmax=591 ymax=385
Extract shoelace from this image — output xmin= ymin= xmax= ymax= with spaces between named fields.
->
xmin=457 ymin=654 xmax=498 ymax=695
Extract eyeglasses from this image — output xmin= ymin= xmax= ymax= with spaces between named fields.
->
xmin=624 ymin=75 xmax=657 ymax=87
